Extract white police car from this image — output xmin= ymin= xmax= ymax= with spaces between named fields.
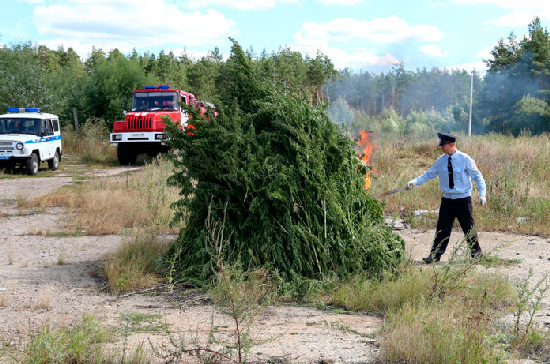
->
xmin=0 ymin=108 xmax=62 ymax=175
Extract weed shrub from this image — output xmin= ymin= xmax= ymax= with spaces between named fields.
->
xmin=22 ymin=315 xmax=110 ymax=364
xmin=104 ymin=232 xmax=168 ymax=295
xmin=165 ymin=40 xmax=405 ymax=282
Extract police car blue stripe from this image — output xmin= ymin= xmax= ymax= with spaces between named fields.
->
xmin=24 ymin=135 xmax=61 ymax=144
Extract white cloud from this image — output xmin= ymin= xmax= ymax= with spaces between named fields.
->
xmin=290 ymin=43 xmax=399 ymax=70
xmin=476 ymin=45 xmax=493 ymax=60
xmin=443 ymin=61 xmax=487 ymax=74
xmin=317 ymin=0 xmax=363 ymax=5
xmin=486 ymin=10 xmax=542 ymax=27
xmin=187 ymin=0 xmax=298 ymax=10
xmin=452 ymin=0 xmax=548 ymax=9
xmin=420 ymin=44 xmax=449 ymax=57
xmin=32 ymin=0 xmax=237 ymax=54
xmin=334 ymin=49 xmax=400 ymax=69
xmin=453 ymin=0 xmax=550 ymax=27
xmin=294 ymin=15 xmax=443 ymax=44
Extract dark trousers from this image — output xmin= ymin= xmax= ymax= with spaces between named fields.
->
xmin=431 ymin=197 xmax=481 ymax=257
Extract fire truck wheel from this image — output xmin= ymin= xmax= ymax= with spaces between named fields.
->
xmin=26 ymin=153 xmax=39 ymax=175
xmin=117 ymin=144 xmax=137 ymax=165
xmin=48 ymin=151 xmax=60 ymax=170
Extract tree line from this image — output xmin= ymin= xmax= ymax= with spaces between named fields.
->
xmin=0 ymin=40 xmax=336 ymax=130
xmin=328 ymin=17 xmax=550 ymax=136
xmin=1 ymin=17 xmax=549 ymax=136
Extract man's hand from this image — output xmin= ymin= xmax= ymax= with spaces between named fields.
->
xmin=406 ymin=180 xmax=415 ymax=190
xmin=479 ymin=196 xmax=486 ymax=206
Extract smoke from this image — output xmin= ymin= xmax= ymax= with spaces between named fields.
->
xmin=325 ymin=67 xmax=476 ymax=137
xmin=478 ymin=50 xmax=550 ymax=135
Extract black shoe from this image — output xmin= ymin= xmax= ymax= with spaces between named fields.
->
xmin=422 ymin=254 xmax=440 ymax=264
xmin=471 ymin=250 xmax=483 ymax=259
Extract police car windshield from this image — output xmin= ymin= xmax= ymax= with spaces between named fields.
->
xmin=131 ymin=91 xmax=179 ymax=111
xmin=0 ymin=118 xmax=41 ymax=136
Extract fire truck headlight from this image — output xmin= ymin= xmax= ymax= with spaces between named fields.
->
xmin=155 ymin=133 xmax=166 ymax=140
xmin=15 ymin=142 xmax=24 ymax=150
xmin=112 ymin=134 xmax=122 ymax=141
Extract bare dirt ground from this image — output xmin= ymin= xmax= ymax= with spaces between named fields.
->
xmin=1 ymin=166 xmax=549 ymax=363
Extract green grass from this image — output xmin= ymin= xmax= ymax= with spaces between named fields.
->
xmin=7 ymin=314 xmax=152 ymax=364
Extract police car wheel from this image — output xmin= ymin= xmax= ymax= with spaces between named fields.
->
xmin=26 ymin=153 xmax=39 ymax=176
xmin=48 ymin=151 xmax=60 ymax=170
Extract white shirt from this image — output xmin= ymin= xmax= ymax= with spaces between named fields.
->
xmin=411 ymin=150 xmax=486 ymax=199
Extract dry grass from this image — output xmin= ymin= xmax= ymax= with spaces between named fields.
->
xmin=31 ymin=157 xmax=181 ymax=235
xmin=380 ymin=298 xmax=501 ymax=363
xmin=31 ymin=286 xmax=53 ymax=311
xmin=324 ymin=262 xmax=517 ymax=363
xmin=310 ymin=242 xmax=538 ymax=364
xmin=0 ymin=287 xmax=10 ymax=307
xmin=56 ymin=250 xmax=67 ymax=265
xmin=328 ymin=265 xmax=431 ymax=313
xmin=61 ymin=121 xmax=117 ymax=165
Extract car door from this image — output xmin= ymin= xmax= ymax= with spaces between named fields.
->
xmin=40 ymin=119 xmax=55 ymax=160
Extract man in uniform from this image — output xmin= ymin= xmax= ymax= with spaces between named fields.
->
xmin=406 ymin=133 xmax=486 ymax=263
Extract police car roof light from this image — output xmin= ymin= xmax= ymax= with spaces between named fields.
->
xmin=7 ymin=107 xmax=40 ymax=113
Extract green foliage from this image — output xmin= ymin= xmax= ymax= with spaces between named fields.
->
xmin=0 ymin=43 xmax=56 ymax=113
xmin=5 ymin=17 xmax=550 ymax=137
xmin=508 ymin=95 xmax=550 ymax=135
xmin=84 ymin=56 xmax=153 ymax=128
xmin=481 ymin=17 xmax=550 ymax=135
xmin=165 ymin=40 xmax=405 ymax=282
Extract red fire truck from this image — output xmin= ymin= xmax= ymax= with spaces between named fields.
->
xmin=110 ymin=85 xmax=208 ymax=165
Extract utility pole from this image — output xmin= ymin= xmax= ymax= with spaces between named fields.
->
xmin=468 ymin=69 xmax=474 ymax=136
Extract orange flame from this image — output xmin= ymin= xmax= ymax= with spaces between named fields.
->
xmin=356 ymin=131 xmax=376 ymax=191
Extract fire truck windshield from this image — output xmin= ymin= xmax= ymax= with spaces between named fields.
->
xmin=132 ymin=91 xmax=179 ymax=111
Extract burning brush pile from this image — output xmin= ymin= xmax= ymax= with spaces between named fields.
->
xmin=165 ymin=40 xmax=404 ymax=282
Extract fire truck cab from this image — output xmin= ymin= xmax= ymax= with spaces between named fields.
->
xmin=0 ymin=108 xmax=62 ymax=175
xmin=110 ymin=85 xmax=198 ymax=165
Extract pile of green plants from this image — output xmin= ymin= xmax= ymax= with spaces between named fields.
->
xmin=165 ymin=40 xmax=405 ymax=282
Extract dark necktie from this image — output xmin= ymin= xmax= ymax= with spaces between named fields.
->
xmin=448 ymin=156 xmax=454 ymax=189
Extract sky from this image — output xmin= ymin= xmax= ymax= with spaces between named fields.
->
xmin=0 ymin=0 xmax=549 ymax=75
